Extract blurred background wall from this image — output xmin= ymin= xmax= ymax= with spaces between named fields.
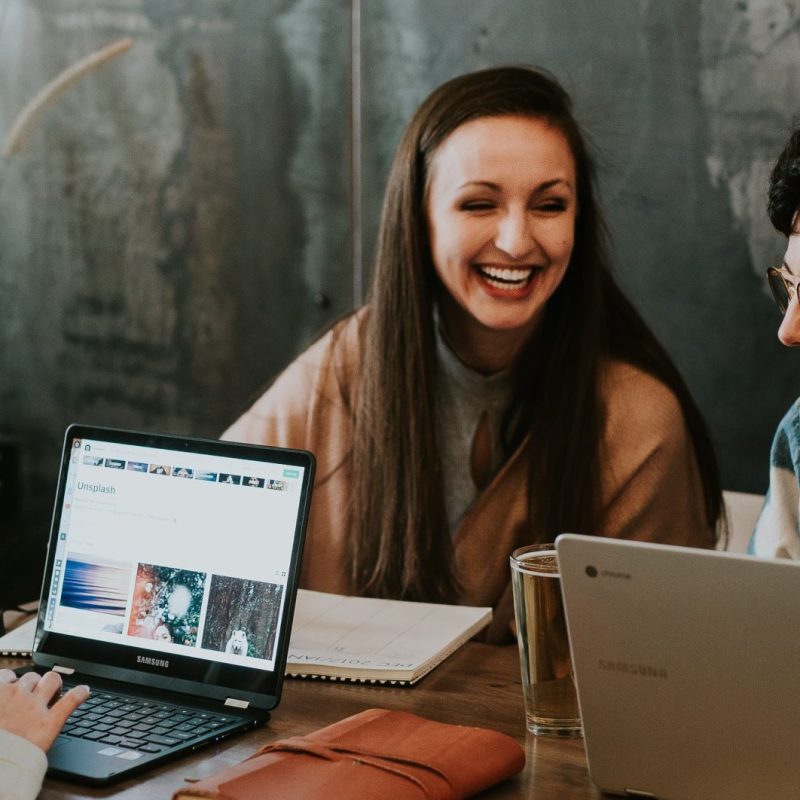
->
xmin=0 ymin=0 xmax=798 ymax=601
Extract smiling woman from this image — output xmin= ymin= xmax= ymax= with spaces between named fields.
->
xmin=224 ymin=65 xmax=724 ymax=643
xmin=426 ymin=115 xmax=576 ymax=372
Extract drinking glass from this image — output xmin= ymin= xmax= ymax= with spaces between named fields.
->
xmin=510 ymin=543 xmax=582 ymax=737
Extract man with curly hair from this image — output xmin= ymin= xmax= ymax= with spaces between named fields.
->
xmin=751 ymin=125 xmax=800 ymax=556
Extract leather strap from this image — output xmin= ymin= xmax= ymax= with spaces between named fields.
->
xmin=257 ymin=736 xmax=458 ymax=799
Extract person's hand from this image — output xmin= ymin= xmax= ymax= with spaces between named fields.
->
xmin=0 ymin=668 xmax=90 ymax=752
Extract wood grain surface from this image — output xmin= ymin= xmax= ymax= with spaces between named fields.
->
xmin=2 ymin=643 xmax=602 ymax=799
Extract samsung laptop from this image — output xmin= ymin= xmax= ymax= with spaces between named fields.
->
xmin=556 ymin=534 xmax=800 ymax=800
xmin=22 ymin=424 xmax=314 ymax=785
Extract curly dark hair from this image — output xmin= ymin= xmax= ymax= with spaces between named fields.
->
xmin=768 ymin=124 xmax=800 ymax=236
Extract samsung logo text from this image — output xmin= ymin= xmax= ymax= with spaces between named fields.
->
xmin=598 ymin=660 xmax=667 ymax=679
xmin=137 ymin=655 xmax=170 ymax=669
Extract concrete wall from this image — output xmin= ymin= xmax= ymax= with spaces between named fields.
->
xmin=0 ymin=0 xmax=351 ymax=534
xmin=0 ymin=1 xmax=798 ymax=592
xmin=358 ymin=0 xmax=800 ymax=496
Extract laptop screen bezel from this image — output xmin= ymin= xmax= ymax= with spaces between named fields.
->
xmin=31 ymin=423 xmax=315 ymax=711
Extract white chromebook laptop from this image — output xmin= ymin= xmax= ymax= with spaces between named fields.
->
xmin=556 ymin=533 xmax=800 ymax=800
xmin=22 ymin=424 xmax=314 ymax=786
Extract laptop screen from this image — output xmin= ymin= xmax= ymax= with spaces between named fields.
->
xmin=33 ymin=425 xmax=314 ymax=706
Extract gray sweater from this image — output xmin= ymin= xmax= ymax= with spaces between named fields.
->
xmin=434 ymin=325 xmax=514 ymax=532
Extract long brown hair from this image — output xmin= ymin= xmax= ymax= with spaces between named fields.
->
xmin=344 ymin=65 xmax=722 ymax=602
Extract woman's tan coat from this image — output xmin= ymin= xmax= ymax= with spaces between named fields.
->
xmin=224 ymin=313 xmax=712 ymax=643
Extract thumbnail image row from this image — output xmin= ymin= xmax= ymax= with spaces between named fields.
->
xmin=59 ymin=554 xmax=283 ymax=660
xmin=81 ymin=454 xmax=289 ymax=490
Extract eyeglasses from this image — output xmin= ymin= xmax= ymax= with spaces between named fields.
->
xmin=767 ymin=266 xmax=799 ymax=315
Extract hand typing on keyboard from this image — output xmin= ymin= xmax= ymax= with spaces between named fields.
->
xmin=0 ymin=668 xmax=90 ymax=752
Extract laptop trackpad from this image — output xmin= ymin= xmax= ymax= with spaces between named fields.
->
xmin=49 ymin=734 xmax=156 ymax=783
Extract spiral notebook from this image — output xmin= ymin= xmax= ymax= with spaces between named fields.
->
xmin=0 ymin=615 xmax=36 ymax=656
xmin=285 ymin=590 xmax=492 ymax=685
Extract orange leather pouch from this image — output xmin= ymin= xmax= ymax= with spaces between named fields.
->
xmin=173 ymin=707 xmax=525 ymax=799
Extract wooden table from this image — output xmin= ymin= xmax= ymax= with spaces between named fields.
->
xmin=3 ymin=644 xmax=601 ymax=799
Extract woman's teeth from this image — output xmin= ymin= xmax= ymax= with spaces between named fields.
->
xmin=477 ymin=265 xmax=536 ymax=288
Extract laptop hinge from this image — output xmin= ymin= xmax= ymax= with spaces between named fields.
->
xmin=225 ymin=698 xmax=249 ymax=709
xmin=624 ymin=790 xmax=656 ymax=799
xmin=53 ymin=665 xmax=76 ymax=675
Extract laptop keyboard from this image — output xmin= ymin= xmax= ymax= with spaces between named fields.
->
xmin=59 ymin=688 xmax=237 ymax=754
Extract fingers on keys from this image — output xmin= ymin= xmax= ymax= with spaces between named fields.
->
xmin=51 ymin=682 xmax=91 ymax=726
xmin=0 ymin=669 xmax=18 ymax=685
